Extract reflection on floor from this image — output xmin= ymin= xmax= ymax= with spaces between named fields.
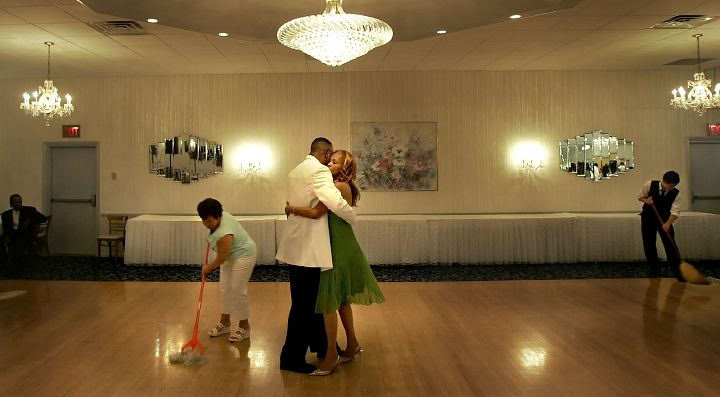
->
xmin=0 ymin=279 xmax=719 ymax=396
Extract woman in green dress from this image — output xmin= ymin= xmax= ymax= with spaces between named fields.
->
xmin=285 ymin=150 xmax=385 ymax=375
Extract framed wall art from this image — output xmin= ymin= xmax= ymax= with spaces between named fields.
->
xmin=351 ymin=122 xmax=438 ymax=191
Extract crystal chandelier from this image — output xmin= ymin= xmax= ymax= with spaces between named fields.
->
xmin=670 ymin=34 xmax=720 ymax=116
xmin=277 ymin=0 xmax=393 ymax=67
xmin=20 ymin=42 xmax=74 ymax=126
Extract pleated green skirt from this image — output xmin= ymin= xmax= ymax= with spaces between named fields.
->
xmin=315 ymin=212 xmax=385 ymax=313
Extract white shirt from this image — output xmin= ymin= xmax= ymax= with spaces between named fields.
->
xmin=275 ymin=155 xmax=357 ymax=269
xmin=638 ymin=179 xmax=681 ymax=217
xmin=12 ymin=209 xmax=20 ymax=230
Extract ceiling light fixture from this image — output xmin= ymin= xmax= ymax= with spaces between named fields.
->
xmin=436 ymin=30 xmax=447 ymax=34
xmin=510 ymin=14 xmax=522 ymax=19
xmin=218 ymin=32 xmax=229 ymax=37
xmin=19 ymin=42 xmax=74 ymax=127
xmin=147 ymin=18 xmax=158 ymax=23
xmin=670 ymin=34 xmax=720 ymax=115
xmin=277 ymin=0 xmax=393 ymax=67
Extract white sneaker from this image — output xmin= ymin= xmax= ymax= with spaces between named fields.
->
xmin=208 ymin=323 xmax=231 ymax=337
xmin=229 ymin=327 xmax=250 ymax=343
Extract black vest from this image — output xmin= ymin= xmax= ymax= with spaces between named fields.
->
xmin=641 ymin=180 xmax=679 ymax=221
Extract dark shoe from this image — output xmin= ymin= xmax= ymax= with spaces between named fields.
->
xmin=648 ymin=263 xmax=661 ymax=278
xmin=280 ymin=362 xmax=316 ymax=374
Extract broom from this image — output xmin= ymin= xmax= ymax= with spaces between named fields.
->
xmin=650 ymin=203 xmax=718 ymax=285
xmin=169 ymin=243 xmax=211 ymax=366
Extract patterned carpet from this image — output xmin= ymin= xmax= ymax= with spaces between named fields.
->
xmin=1 ymin=256 xmax=719 ymax=282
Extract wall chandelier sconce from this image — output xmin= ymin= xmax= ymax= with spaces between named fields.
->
xmin=233 ymin=144 xmax=270 ymax=177
xmin=513 ymin=142 xmax=546 ymax=174
xmin=238 ymin=160 xmax=263 ymax=175
xmin=520 ymin=159 xmax=544 ymax=172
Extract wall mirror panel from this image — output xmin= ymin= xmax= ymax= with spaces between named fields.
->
xmin=560 ymin=130 xmax=634 ymax=182
xmin=148 ymin=135 xmax=222 ymax=184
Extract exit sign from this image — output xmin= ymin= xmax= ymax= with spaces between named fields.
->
xmin=708 ymin=123 xmax=720 ymax=136
xmin=63 ymin=124 xmax=80 ymax=138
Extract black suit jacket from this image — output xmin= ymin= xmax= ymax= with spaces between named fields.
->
xmin=2 ymin=206 xmax=47 ymax=241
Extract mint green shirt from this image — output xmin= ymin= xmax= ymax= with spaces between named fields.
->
xmin=207 ymin=211 xmax=257 ymax=260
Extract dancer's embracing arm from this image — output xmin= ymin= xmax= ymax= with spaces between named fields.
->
xmin=287 ymin=182 xmax=352 ymax=220
xmin=311 ymin=167 xmax=356 ymax=224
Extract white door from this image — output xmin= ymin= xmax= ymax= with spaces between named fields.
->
xmin=689 ymin=138 xmax=720 ymax=214
xmin=50 ymin=146 xmax=98 ymax=255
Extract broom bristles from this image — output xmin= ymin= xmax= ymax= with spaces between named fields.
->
xmin=680 ymin=261 xmax=711 ymax=285
xmin=168 ymin=350 xmax=208 ymax=367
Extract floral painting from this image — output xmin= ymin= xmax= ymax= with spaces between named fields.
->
xmin=351 ymin=122 xmax=438 ymax=191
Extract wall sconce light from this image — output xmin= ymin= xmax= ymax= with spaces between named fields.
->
xmin=239 ymin=160 xmax=262 ymax=175
xmin=520 ymin=159 xmax=544 ymax=172
xmin=233 ymin=143 xmax=271 ymax=177
xmin=512 ymin=142 xmax=547 ymax=174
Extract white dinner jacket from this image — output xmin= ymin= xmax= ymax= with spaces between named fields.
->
xmin=275 ymin=155 xmax=357 ymax=269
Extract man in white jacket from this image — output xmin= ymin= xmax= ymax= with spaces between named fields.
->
xmin=277 ymin=137 xmax=357 ymax=374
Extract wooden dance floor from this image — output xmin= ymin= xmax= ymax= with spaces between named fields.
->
xmin=1 ymin=279 xmax=719 ymax=396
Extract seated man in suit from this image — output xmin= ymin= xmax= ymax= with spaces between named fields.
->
xmin=2 ymin=194 xmax=47 ymax=275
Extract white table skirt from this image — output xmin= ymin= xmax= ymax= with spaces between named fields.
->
xmin=426 ymin=214 xmax=579 ymax=264
xmin=124 ymin=215 xmax=281 ymax=265
xmin=125 ymin=212 xmax=720 ymax=266
xmin=275 ymin=215 xmax=430 ymax=265
xmin=427 ymin=212 xmax=720 ymax=264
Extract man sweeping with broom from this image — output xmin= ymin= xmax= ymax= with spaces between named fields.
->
xmin=638 ymin=170 xmax=685 ymax=281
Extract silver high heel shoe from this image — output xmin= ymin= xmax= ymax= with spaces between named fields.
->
xmin=339 ymin=345 xmax=363 ymax=364
xmin=308 ymin=357 xmax=340 ymax=376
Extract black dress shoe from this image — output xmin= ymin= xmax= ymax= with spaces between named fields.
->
xmin=648 ymin=264 xmax=661 ymax=278
xmin=280 ymin=362 xmax=316 ymax=374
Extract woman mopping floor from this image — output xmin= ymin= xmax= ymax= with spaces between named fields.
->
xmin=170 ymin=198 xmax=257 ymax=366
xmin=196 ymin=198 xmax=257 ymax=343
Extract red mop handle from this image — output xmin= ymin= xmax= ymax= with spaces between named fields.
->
xmin=194 ymin=243 xmax=210 ymax=331
xmin=182 ymin=243 xmax=210 ymax=354
xmin=650 ymin=202 xmax=681 ymax=258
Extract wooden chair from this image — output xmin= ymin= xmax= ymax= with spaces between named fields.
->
xmin=32 ymin=215 xmax=52 ymax=256
xmin=97 ymin=215 xmax=127 ymax=261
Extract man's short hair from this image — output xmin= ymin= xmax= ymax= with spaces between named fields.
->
xmin=197 ymin=198 xmax=223 ymax=219
xmin=9 ymin=194 xmax=21 ymax=205
xmin=663 ymin=171 xmax=680 ymax=185
xmin=310 ymin=137 xmax=333 ymax=153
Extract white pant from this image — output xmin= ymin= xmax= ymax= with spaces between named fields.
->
xmin=219 ymin=255 xmax=256 ymax=320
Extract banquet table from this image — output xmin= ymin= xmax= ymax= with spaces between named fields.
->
xmin=124 ymin=215 xmax=280 ymax=265
xmin=125 ymin=212 xmax=720 ymax=265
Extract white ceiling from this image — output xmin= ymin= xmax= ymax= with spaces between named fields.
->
xmin=80 ymin=0 xmax=584 ymax=42
xmin=0 ymin=0 xmax=719 ymax=78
